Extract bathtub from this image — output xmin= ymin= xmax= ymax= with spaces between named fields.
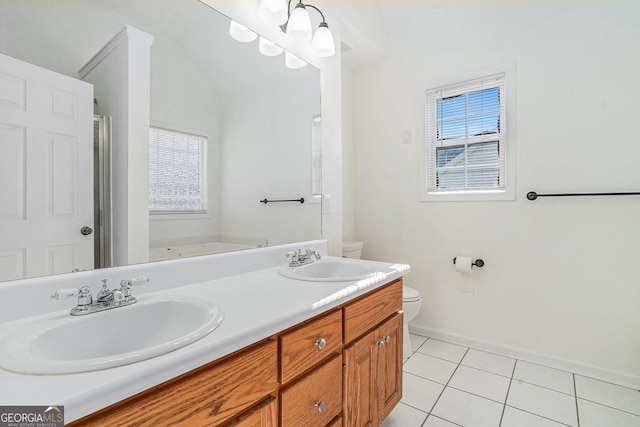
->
xmin=149 ymin=241 xmax=264 ymax=261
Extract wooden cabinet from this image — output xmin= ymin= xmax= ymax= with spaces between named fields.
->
xmin=220 ymin=397 xmax=277 ymax=427
xmin=343 ymin=330 xmax=378 ymax=427
xmin=279 ymin=309 xmax=342 ymax=384
xmin=69 ymin=339 xmax=277 ymax=427
xmin=68 ymin=278 xmax=404 ymax=427
xmin=343 ymin=279 xmax=403 ymax=343
xmin=343 ymin=280 xmax=403 ymax=427
xmin=280 ymin=355 xmax=343 ymax=426
xmin=279 ymin=308 xmax=343 ymax=426
xmin=343 ymin=313 xmax=403 ymax=427
xmin=376 ymin=313 xmax=403 ymax=421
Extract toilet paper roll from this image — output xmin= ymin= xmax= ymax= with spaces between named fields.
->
xmin=454 ymin=257 xmax=473 ymax=275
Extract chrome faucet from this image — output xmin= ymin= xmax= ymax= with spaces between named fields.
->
xmin=51 ymin=275 xmax=150 ymax=316
xmin=286 ymin=248 xmax=321 ymax=267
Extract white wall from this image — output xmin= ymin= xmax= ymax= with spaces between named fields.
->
xmin=342 ymin=68 xmax=356 ymax=241
xmin=81 ymin=26 xmax=153 ymax=267
xmin=203 ymin=0 xmax=344 ymax=255
xmin=351 ymin=2 xmax=640 ymax=381
xmin=219 ymin=70 xmax=322 ymax=246
xmin=148 ymin=34 xmax=222 ymax=245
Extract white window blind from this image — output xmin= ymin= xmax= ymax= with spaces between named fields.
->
xmin=311 ymin=115 xmax=322 ymax=196
xmin=426 ymin=73 xmax=507 ymax=194
xmin=149 ymin=127 xmax=207 ymax=213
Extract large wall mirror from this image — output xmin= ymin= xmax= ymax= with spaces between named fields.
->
xmin=0 ymin=0 xmax=322 ymax=283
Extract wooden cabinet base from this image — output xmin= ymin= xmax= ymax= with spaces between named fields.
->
xmin=68 ymin=340 xmax=277 ymax=427
xmin=68 ymin=279 xmax=404 ymax=427
xmin=221 ymin=397 xmax=277 ymax=427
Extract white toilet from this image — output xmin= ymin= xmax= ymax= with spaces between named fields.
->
xmin=342 ymin=241 xmax=422 ymax=359
xmin=402 ymin=286 xmax=422 ymax=358
xmin=342 ymin=241 xmax=363 ymax=259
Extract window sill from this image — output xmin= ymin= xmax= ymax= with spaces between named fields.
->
xmin=150 ymin=212 xmax=211 ymax=220
xmin=420 ymin=188 xmax=515 ymax=202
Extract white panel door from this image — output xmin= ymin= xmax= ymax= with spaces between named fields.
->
xmin=0 ymin=53 xmax=94 ymax=281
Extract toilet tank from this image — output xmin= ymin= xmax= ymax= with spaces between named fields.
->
xmin=342 ymin=241 xmax=363 ymax=259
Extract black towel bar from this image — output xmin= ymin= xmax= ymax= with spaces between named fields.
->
xmin=527 ymin=191 xmax=640 ymax=201
xmin=260 ymin=198 xmax=305 ymax=204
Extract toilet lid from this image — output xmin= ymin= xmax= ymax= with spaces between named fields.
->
xmin=342 ymin=240 xmax=363 ymax=251
xmin=403 ymin=286 xmax=421 ymax=302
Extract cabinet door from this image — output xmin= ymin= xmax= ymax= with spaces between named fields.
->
xmin=221 ymin=396 xmax=277 ymax=427
xmin=377 ymin=313 xmax=403 ymax=422
xmin=343 ymin=330 xmax=378 ymax=427
xmin=69 ymin=340 xmax=277 ymax=427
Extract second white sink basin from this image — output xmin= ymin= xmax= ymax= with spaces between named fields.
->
xmin=279 ymin=258 xmax=380 ymax=282
xmin=0 ymin=294 xmax=223 ymax=375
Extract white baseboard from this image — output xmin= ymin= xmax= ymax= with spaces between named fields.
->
xmin=409 ymin=325 xmax=640 ymax=390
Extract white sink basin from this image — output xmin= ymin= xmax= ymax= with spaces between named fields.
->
xmin=279 ymin=258 xmax=380 ymax=282
xmin=0 ymin=295 xmax=223 ymax=374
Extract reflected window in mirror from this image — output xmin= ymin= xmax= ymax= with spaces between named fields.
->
xmin=149 ymin=127 xmax=208 ymax=214
xmin=311 ymin=115 xmax=322 ymax=198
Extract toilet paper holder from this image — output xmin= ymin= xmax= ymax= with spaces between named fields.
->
xmin=452 ymin=257 xmax=485 ymax=268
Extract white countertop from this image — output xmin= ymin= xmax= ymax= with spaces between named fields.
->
xmin=0 ymin=256 xmax=409 ymax=423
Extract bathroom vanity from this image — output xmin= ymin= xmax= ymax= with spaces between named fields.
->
xmin=69 ymin=279 xmax=403 ymax=427
xmin=0 ymin=241 xmax=410 ymax=426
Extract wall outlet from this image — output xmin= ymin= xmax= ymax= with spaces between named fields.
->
xmin=322 ymin=194 xmax=332 ymax=215
xmin=402 ymin=129 xmax=412 ymax=144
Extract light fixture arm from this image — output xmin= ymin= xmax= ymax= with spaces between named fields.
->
xmin=280 ymin=0 xmax=328 ymax=32
xmin=305 ymin=4 xmax=326 ymax=23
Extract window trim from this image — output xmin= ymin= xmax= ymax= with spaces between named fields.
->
xmin=419 ymin=63 xmax=516 ymax=202
xmin=148 ymin=125 xmax=209 ymax=216
xmin=311 ymin=115 xmax=322 ymax=198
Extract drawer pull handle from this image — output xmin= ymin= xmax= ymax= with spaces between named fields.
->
xmin=314 ymin=400 xmax=326 ymax=412
xmin=314 ymin=338 xmax=327 ymax=350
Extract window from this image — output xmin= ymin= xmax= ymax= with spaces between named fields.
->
xmin=311 ymin=115 xmax=322 ymax=197
xmin=149 ymin=127 xmax=207 ymax=214
xmin=423 ymin=72 xmax=513 ymax=201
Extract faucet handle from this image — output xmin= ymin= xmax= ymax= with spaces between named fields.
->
xmin=51 ymin=286 xmax=91 ymax=303
xmin=50 ymin=288 xmax=81 ymax=300
xmin=121 ymin=275 xmax=149 ymax=288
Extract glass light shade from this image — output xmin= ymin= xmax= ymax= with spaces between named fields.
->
xmin=259 ymin=37 xmax=284 ymax=56
xmin=258 ymin=0 xmax=288 ymax=26
xmin=311 ymin=23 xmax=335 ymax=57
xmin=285 ymin=52 xmax=307 ymax=69
xmin=229 ymin=20 xmax=257 ymax=43
xmin=286 ymin=3 xmax=312 ymax=42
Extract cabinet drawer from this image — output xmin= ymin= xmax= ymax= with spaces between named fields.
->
xmin=280 ymin=309 xmax=342 ymax=384
xmin=69 ymin=340 xmax=277 ymax=427
xmin=280 ymin=355 xmax=343 ymax=427
xmin=221 ymin=396 xmax=277 ymax=427
xmin=343 ymin=279 xmax=402 ymax=344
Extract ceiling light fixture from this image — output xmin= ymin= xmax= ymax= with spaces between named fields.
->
xmin=227 ymin=0 xmax=334 ymax=69
xmin=229 ymin=20 xmax=257 ymax=43
xmin=258 ymin=0 xmax=288 ymax=26
xmin=276 ymin=0 xmax=336 ymax=58
xmin=259 ymin=36 xmax=284 ymax=56
xmin=285 ymin=51 xmax=308 ymax=69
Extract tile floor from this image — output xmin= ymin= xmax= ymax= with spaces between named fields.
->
xmin=382 ymin=334 xmax=640 ymax=427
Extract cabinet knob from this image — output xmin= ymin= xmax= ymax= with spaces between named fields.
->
xmin=377 ymin=340 xmax=385 ymax=348
xmin=384 ymin=335 xmax=391 ymax=343
xmin=314 ymin=338 xmax=327 ymax=350
xmin=314 ymin=400 xmax=326 ymax=412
